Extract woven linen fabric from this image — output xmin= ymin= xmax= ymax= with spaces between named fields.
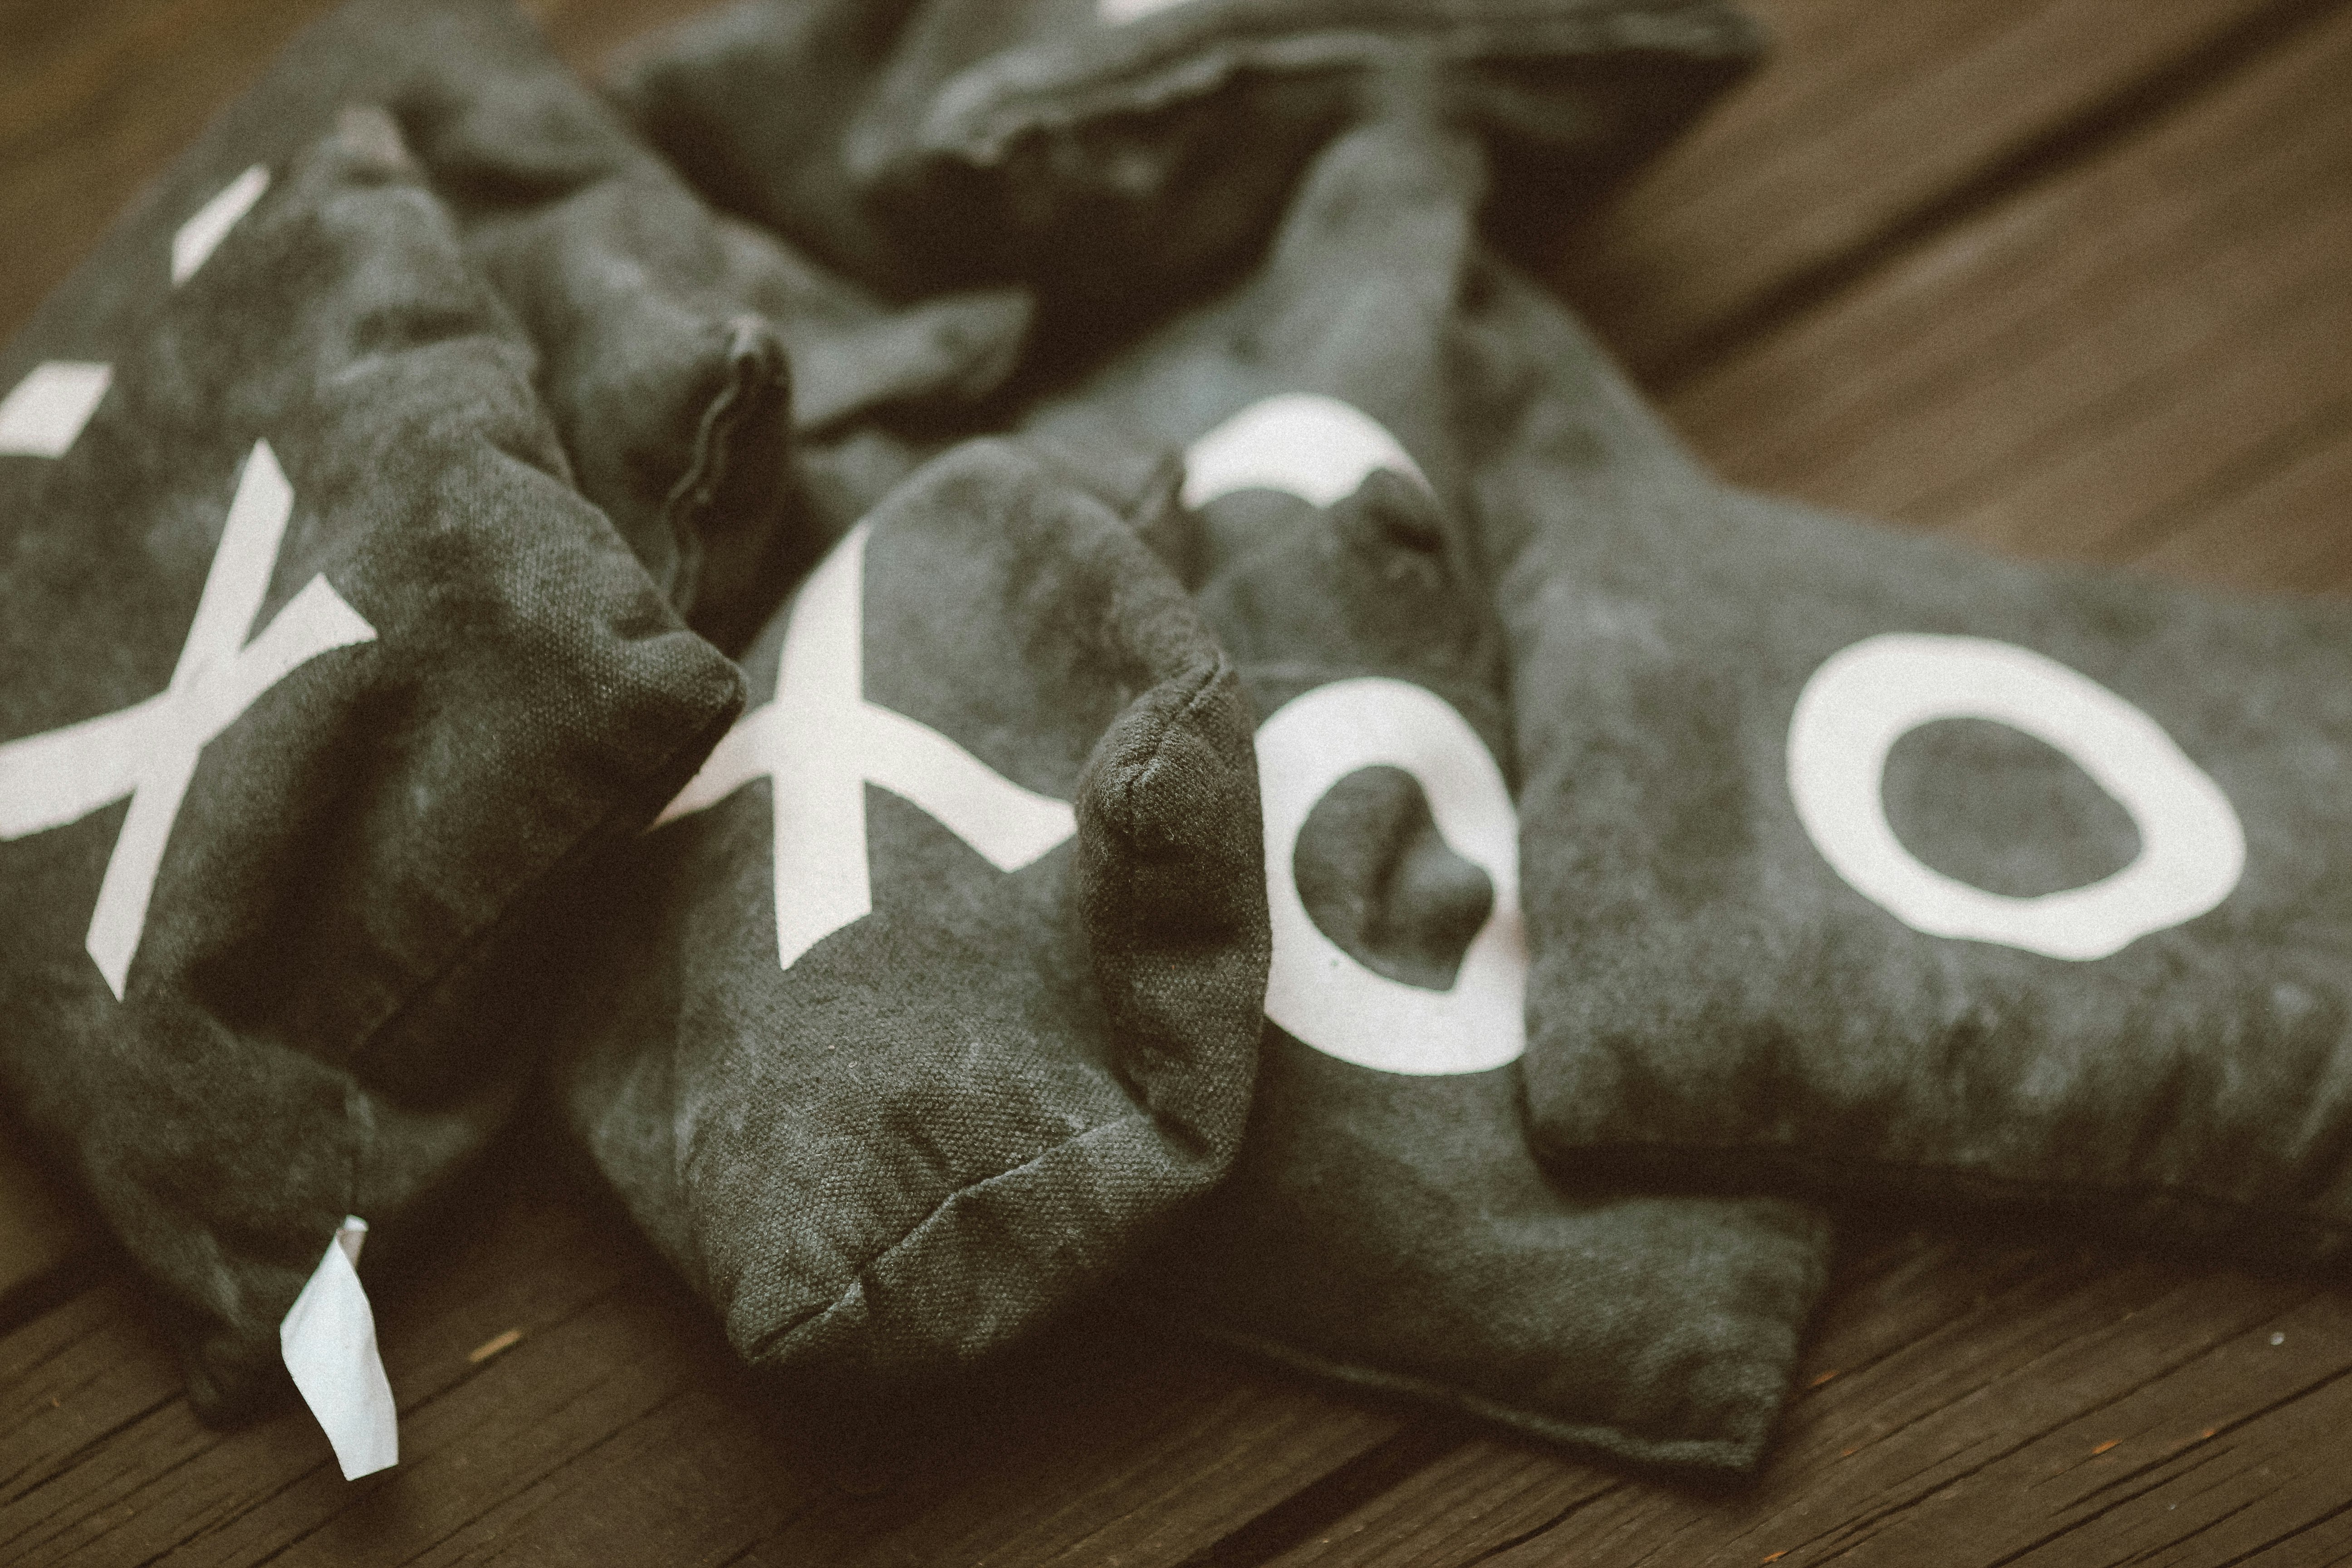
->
xmin=0 ymin=107 xmax=742 ymax=1422
xmin=148 ymin=0 xmax=1039 ymax=654
xmin=148 ymin=0 xmax=798 ymax=650
xmin=1016 ymin=118 xmax=1831 ymax=1473
xmin=1463 ymin=261 xmax=2352 ymax=1264
xmin=610 ymin=0 xmax=1759 ymax=348
xmin=551 ymin=440 xmax=1268 ymax=1406
xmin=410 ymin=0 xmax=1041 ymax=646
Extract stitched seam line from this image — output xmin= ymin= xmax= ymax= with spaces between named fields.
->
xmin=348 ymin=687 xmax=742 ymax=1085
xmin=1201 ymin=1328 xmax=1769 ymax=1475
xmin=661 ymin=320 xmax=786 ymax=612
xmin=950 ymin=6 xmax=1764 ymax=156
xmin=745 ymin=1109 xmax=1155 ymax=1364
xmin=742 ymin=656 xmax=1234 ymax=1365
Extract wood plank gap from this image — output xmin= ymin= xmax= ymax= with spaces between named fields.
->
xmin=1172 ymin=1422 xmax=1475 ymax=1568
xmin=1778 ymin=1287 xmax=2326 ymax=1560
xmin=1972 ymin=1450 xmax=2248 ymax=1568
xmin=2213 ymin=1493 xmax=2352 ymax=1568
xmin=1458 ymin=1482 xmax=1629 ymax=1567
xmin=1641 ymin=0 xmax=2352 ymax=396
xmin=377 ymin=1383 xmax=702 ymax=1568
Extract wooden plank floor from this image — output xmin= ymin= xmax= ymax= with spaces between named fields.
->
xmin=5 ymin=0 xmax=2352 ymax=1563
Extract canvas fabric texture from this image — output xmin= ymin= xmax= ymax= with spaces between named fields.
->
xmin=1012 ymin=118 xmax=1831 ymax=1473
xmin=118 ymin=0 xmax=797 ymax=649
xmin=419 ymin=0 xmax=1043 ymax=647
xmin=612 ymin=0 xmax=1760 ymax=350
xmin=133 ymin=0 xmax=1039 ymax=654
xmin=551 ymin=440 xmax=1269 ymax=1405
xmin=1461 ymin=265 xmax=2352 ymax=1264
xmin=0 ymin=106 xmax=743 ymax=1423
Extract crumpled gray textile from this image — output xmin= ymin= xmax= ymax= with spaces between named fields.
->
xmin=612 ymin=0 xmax=1760 ymax=349
xmin=1014 ymin=117 xmax=1831 ymax=1474
xmin=550 ymin=440 xmax=1269 ymax=1406
xmin=0 ymin=106 xmax=741 ymax=1421
xmin=182 ymin=0 xmax=1040 ymax=652
xmin=1466 ymin=250 xmax=2352 ymax=1265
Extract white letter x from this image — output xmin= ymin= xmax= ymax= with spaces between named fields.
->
xmin=659 ymin=522 xmax=1077 ymax=970
xmin=0 ymin=440 xmax=378 ymax=999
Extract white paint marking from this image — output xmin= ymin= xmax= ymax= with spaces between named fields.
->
xmin=1257 ymin=679 xmax=1526 ymax=1076
xmin=172 ymin=165 xmax=271 ymax=286
xmin=0 ymin=363 xmax=113 ymax=458
xmin=1788 ymin=632 xmax=2245 ymax=961
xmin=0 ymin=440 xmax=378 ymax=997
xmin=1097 ymin=0 xmax=1194 ymax=20
xmin=659 ymin=522 xmax=1076 ymax=969
xmin=1182 ymin=393 xmax=1428 ymax=510
xmin=1180 ymin=392 xmax=1514 ymax=1072
xmin=279 ymin=1216 xmax=398 ymax=1480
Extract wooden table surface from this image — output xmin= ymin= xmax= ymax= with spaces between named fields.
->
xmin=5 ymin=1 xmax=2352 ymax=1563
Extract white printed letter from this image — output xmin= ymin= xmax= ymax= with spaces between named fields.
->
xmin=279 ymin=1216 xmax=398 ymax=1481
xmin=1184 ymin=397 xmax=1516 ymax=1073
xmin=659 ymin=523 xmax=1077 ymax=969
xmin=1787 ymin=632 xmax=2244 ymax=960
xmin=1183 ymin=393 xmax=1428 ymax=511
xmin=0 ymin=440 xmax=378 ymax=997
xmin=1257 ymin=679 xmax=1526 ymax=1076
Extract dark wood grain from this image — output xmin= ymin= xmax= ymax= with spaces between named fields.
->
xmin=1256 ymin=1233 xmax=2351 ymax=1567
xmin=1665 ymin=0 xmax=2352 ymax=564
xmin=0 ymin=1145 xmax=1402 ymax=1568
xmin=1547 ymin=0 xmax=2342 ymax=385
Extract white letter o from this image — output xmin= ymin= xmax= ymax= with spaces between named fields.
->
xmin=1256 ymin=678 xmax=1526 ymax=1075
xmin=1787 ymin=633 xmax=2244 ymax=961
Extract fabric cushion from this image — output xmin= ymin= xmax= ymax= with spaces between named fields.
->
xmin=551 ymin=440 xmax=1268 ymax=1405
xmin=1019 ymin=116 xmax=1833 ymax=1473
xmin=421 ymin=2 xmax=1041 ymax=645
xmin=613 ymin=0 xmax=1760 ymax=342
xmin=1462 ymin=259 xmax=2352 ymax=1263
xmin=188 ymin=0 xmax=1033 ymax=653
xmin=153 ymin=0 xmax=799 ymax=648
xmin=0 ymin=103 xmax=741 ymax=1423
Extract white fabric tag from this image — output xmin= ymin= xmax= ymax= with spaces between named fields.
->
xmin=279 ymin=1216 xmax=398 ymax=1480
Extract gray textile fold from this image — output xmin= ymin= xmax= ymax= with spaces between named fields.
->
xmin=1016 ymin=117 xmax=1831 ymax=1474
xmin=0 ymin=104 xmax=742 ymax=1420
xmin=612 ymin=0 xmax=1761 ymax=345
xmin=552 ymin=441 xmax=1269 ymax=1403
xmin=1466 ymin=266 xmax=2352 ymax=1264
xmin=147 ymin=0 xmax=801 ymax=647
xmin=147 ymin=0 xmax=1037 ymax=653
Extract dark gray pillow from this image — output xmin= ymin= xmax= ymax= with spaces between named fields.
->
xmin=1462 ymin=252 xmax=2352 ymax=1264
xmin=129 ymin=0 xmax=794 ymax=650
xmin=0 ymin=103 xmax=740 ymax=1456
xmin=1017 ymin=118 xmax=1832 ymax=1473
xmin=160 ymin=0 xmax=1033 ymax=654
xmin=613 ymin=0 xmax=1760 ymax=339
xmin=550 ymin=440 xmax=1269 ymax=1407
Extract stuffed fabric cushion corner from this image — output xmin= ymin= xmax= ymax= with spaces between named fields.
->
xmin=614 ymin=0 xmax=1761 ymax=338
xmin=0 ymin=102 xmax=742 ymax=1426
xmin=1460 ymin=220 xmax=2352 ymax=1265
xmin=1014 ymin=113 xmax=1831 ymax=1474
xmin=553 ymin=438 xmax=1267 ymax=1398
